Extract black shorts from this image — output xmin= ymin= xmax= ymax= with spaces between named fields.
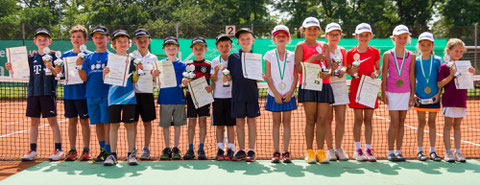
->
xmin=134 ymin=93 xmax=156 ymax=122
xmin=231 ymin=101 xmax=260 ymax=118
xmin=298 ymin=84 xmax=335 ymax=104
xmin=109 ymin=105 xmax=136 ymax=123
xmin=186 ymin=95 xmax=210 ymax=118
xmin=212 ymin=98 xmax=236 ymax=126
xmin=64 ymin=99 xmax=89 ymax=119
xmin=26 ymin=96 xmax=57 ymax=118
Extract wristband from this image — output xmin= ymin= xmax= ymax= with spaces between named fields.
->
xmin=76 ymin=65 xmax=83 ymax=70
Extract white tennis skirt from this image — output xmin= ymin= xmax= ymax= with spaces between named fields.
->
xmin=387 ymin=92 xmax=410 ymax=111
xmin=442 ymin=107 xmax=467 ymax=118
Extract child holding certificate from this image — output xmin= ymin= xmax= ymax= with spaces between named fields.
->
xmin=381 ymin=25 xmax=416 ymax=162
xmin=264 ymin=25 xmax=297 ymax=163
xmin=413 ymin=32 xmax=442 ymax=161
xmin=346 ymin=23 xmax=381 ymax=162
xmin=102 ymin=30 xmax=139 ymax=166
xmin=324 ymin=23 xmax=349 ymax=161
xmin=438 ymin=38 xmax=475 ymax=163
xmin=294 ymin=17 xmax=333 ymax=164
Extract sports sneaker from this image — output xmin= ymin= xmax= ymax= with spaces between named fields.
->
xmin=444 ymin=151 xmax=455 ymax=163
xmin=198 ymin=149 xmax=207 ymax=160
xmin=282 ymin=151 xmax=292 ymax=163
xmin=305 ymin=149 xmax=316 ymax=164
xmin=104 ymin=154 xmax=118 ymax=166
xmin=65 ymin=149 xmax=78 ymax=161
xmin=48 ymin=149 xmax=65 ymax=161
xmin=417 ymin=151 xmax=427 ymax=161
xmin=80 ymin=149 xmax=90 ymax=161
xmin=21 ymin=150 xmax=38 ymax=161
xmin=353 ymin=148 xmax=367 ymax=161
xmin=140 ymin=147 xmax=151 ymax=160
xmin=316 ymin=150 xmax=329 ymax=164
xmin=216 ymin=149 xmax=225 ymax=161
xmin=365 ymin=148 xmax=376 ymax=162
xmin=160 ymin=147 xmax=172 ymax=160
xmin=387 ymin=153 xmax=398 ymax=161
xmin=183 ymin=149 xmax=195 ymax=160
xmin=232 ymin=150 xmax=246 ymax=161
xmin=246 ymin=150 xmax=256 ymax=162
xmin=225 ymin=149 xmax=234 ymax=160
xmin=326 ymin=149 xmax=336 ymax=161
xmin=335 ymin=148 xmax=349 ymax=161
xmin=430 ymin=152 xmax=442 ymax=162
xmin=271 ymin=151 xmax=280 ymax=163
xmin=128 ymin=149 xmax=138 ymax=165
xmin=454 ymin=151 xmax=466 ymax=163
xmin=93 ymin=148 xmax=109 ymax=162
xmin=172 ymin=147 xmax=181 ymax=160
xmin=395 ymin=153 xmax=406 ymax=162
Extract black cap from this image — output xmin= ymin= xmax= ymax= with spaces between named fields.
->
xmin=33 ymin=28 xmax=50 ymax=38
xmin=90 ymin=25 xmax=109 ymax=36
xmin=134 ymin=28 xmax=150 ymax=39
xmin=215 ymin=34 xmax=232 ymax=44
xmin=111 ymin=29 xmax=130 ymax=40
xmin=235 ymin=28 xmax=254 ymax=38
xmin=162 ymin=36 xmax=179 ymax=48
xmin=190 ymin=36 xmax=207 ymax=48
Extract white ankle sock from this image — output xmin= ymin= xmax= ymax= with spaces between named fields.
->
xmin=228 ymin=143 xmax=235 ymax=151
xmin=365 ymin=144 xmax=371 ymax=149
xmin=217 ymin=143 xmax=224 ymax=150
xmin=430 ymin=147 xmax=435 ymax=153
xmin=388 ymin=150 xmax=394 ymax=155
xmin=354 ymin=142 xmax=361 ymax=150
xmin=417 ymin=147 xmax=423 ymax=152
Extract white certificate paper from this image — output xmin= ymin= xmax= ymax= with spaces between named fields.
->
xmin=135 ymin=63 xmax=155 ymax=92
xmin=242 ymin=52 xmax=263 ymax=81
xmin=155 ymin=60 xmax=177 ymax=88
xmin=355 ymin=75 xmax=381 ymax=108
xmin=64 ymin=56 xmax=84 ymax=85
xmin=6 ymin=46 xmax=29 ymax=78
xmin=187 ymin=76 xmax=214 ymax=109
xmin=104 ymin=54 xmax=130 ymax=87
xmin=330 ymin=76 xmax=349 ymax=105
xmin=454 ymin=60 xmax=474 ymax=89
xmin=301 ymin=62 xmax=322 ymax=91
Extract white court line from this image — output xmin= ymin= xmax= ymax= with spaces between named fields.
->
xmin=461 ymin=126 xmax=480 ymax=132
xmin=0 ymin=120 xmax=66 ymax=138
xmin=1 ymin=120 xmax=28 ymax=126
xmin=374 ymin=115 xmax=480 ymax=147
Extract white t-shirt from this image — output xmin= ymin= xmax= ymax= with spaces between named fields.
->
xmin=263 ymin=49 xmax=295 ymax=96
xmin=131 ymin=52 xmax=158 ymax=93
xmin=210 ymin=56 xmax=232 ymax=99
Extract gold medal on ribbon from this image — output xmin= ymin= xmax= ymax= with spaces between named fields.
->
xmin=424 ymin=87 xmax=431 ymax=94
xmin=396 ymin=79 xmax=403 ymax=87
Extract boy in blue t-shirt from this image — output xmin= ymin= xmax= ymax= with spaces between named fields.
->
xmin=158 ymin=37 xmax=187 ymax=160
xmin=76 ymin=25 xmax=111 ymax=162
xmin=6 ymin=28 xmax=64 ymax=161
xmin=62 ymin=25 xmax=93 ymax=161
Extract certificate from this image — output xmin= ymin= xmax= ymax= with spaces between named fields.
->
xmin=454 ymin=60 xmax=474 ymax=89
xmin=330 ymin=76 xmax=349 ymax=105
xmin=155 ymin=60 xmax=177 ymax=88
xmin=242 ymin=52 xmax=263 ymax=81
xmin=64 ymin=56 xmax=84 ymax=85
xmin=355 ymin=75 xmax=381 ymax=108
xmin=135 ymin=63 xmax=155 ymax=92
xmin=301 ymin=62 xmax=322 ymax=91
xmin=187 ymin=76 xmax=214 ymax=109
xmin=6 ymin=46 xmax=29 ymax=78
xmin=104 ymin=54 xmax=130 ymax=87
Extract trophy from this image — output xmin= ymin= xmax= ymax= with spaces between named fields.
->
xmin=131 ymin=50 xmax=145 ymax=76
xmin=76 ymin=45 xmax=87 ymax=70
xmin=219 ymin=63 xmax=230 ymax=87
xmin=180 ymin=65 xmax=196 ymax=87
xmin=352 ymin=53 xmax=361 ymax=78
xmin=445 ymin=55 xmax=461 ymax=77
xmin=314 ymin=71 xmax=321 ymax=84
xmin=42 ymin=47 xmax=53 ymax=76
xmin=332 ymin=49 xmax=342 ymax=76
xmin=54 ymin=51 xmax=64 ymax=78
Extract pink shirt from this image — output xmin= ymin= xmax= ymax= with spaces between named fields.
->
xmin=386 ymin=50 xmax=412 ymax=93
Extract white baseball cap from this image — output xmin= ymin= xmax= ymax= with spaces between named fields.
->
xmin=272 ymin=25 xmax=290 ymax=37
xmin=418 ymin=32 xmax=434 ymax=42
xmin=354 ymin=23 xmax=373 ymax=35
xmin=392 ymin=25 xmax=411 ymax=36
xmin=302 ymin=17 xmax=321 ymax=29
xmin=325 ymin=23 xmax=342 ymax=33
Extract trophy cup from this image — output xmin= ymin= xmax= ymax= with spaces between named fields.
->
xmin=219 ymin=63 xmax=230 ymax=87
xmin=180 ymin=65 xmax=196 ymax=87
xmin=352 ymin=53 xmax=360 ymax=78
xmin=42 ymin=47 xmax=53 ymax=76
xmin=332 ymin=49 xmax=342 ymax=76
xmin=54 ymin=51 xmax=64 ymax=78
xmin=131 ymin=50 xmax=145 ymax=76
xmin=445 ymin=55 xmax=461 ymax=77
xmin=76 ymin=45 xmax=87 ymax=70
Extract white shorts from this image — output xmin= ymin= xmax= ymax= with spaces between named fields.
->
xmin=441 ymin=107 xmax=467 ymax=118
xmin=387 ymin=92 xmax=410 ymax=111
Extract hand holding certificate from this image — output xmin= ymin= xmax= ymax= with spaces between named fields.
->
xmin=454 ymin=60 xmax=474 ymax=89
xmin=242 ymin=52 xmax=263 ymax=81
xmin=187 ymin=76 xmax=214 ymax=109
xmin=64 ymin=56 xmax=84 ymax=85
xmin=135 ymin=63 xmax=155 ymax=92
xmin=104 ymin=54 xmax=130 ymax=87
xmin=6 ymin=46 xmax=29 ymax=78
xmin=330 ymin=76 xmax=349 ymax=105
xmin=355 ymin=75 xmax=381 ymax=108
xmin=301 ymin=62 xmax=322 ymax=91
xmin=155 ymin=60 xmax=177 ymax=88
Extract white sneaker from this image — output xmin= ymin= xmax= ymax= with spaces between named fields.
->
xmin=353 ymin=148 xmax=367 ymax=161
xmin=335 ymin=148 xmax=349 ymax=161
xmin=454 ymin=151 xmax=466 ymax=163
xmin=140 ymin=147 xmax=151 ymax=160
xmin=326 ymin=149 xmax=337 ymax=161
xmin=104 ymin=154 xmax=118 ymax=166
xmin=365 ymin=148 xmax=377 ymax=162
xmin=128 ymin=148 xmax=138 ymax=165
xmin=48 ymin=149 xmax=64 ymax=161
xmin=22 ymin=150 xmax=38 ymax=161
xmin=444 ymin=151 xmax=455 ymax=163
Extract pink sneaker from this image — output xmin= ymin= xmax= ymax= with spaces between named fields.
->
xmin=353 ymin=148 xmax=367 ymax=161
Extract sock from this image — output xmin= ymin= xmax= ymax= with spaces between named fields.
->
xmin=388 ymin=150 xmax=394 ymax=155
xmin=365 ymin=144 xmax=371 ymax=149
xmin=248 ymin=148 xmax=255 ymax=152
xmin=446 ymin=149 xmax=451 ymax=153
xmin=112 ymin=152 xmax=117 ymax=158
xmin=99 ymin=141 xmax=106 ymax=149
xmin=199 ymin=143 xmax=204 ymax=150
xmin=189 ymin=144 xmax=194 ymax=150
xmin=395 ymin=150 xmax=401 ymax=155
xmin=417 ymin=147 xmax=423 ymax=152
xmin=217 ymin=143 xmax=224 ymax=150
xmin=55 ymin=143 xmax=62 ymax=150
xmin=430 ymin=147 xmax=435 ymax=153
xmin=455 ymin=148 xmax=460 ymax=153
xmin=354 ymin=142 xmax=361 ymax=150
xmin=83 ymin=147 xmax=90 ymax=151
xmin=228 ymin=143 xmax=235 ymax=151
xmin=30 ymin=143 xmax=37 ymax=152
xmin=106 ymin=145 xmax=111 ymax=154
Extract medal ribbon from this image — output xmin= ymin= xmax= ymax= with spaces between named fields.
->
xmin=420 ymin=54 xmax=433 ymax=85
xmin=275 ymin=49 xmax=287 ymax=81
xmin=392 ymin=49 xmax=407 ymax=78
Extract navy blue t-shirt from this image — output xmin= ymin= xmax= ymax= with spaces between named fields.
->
xmin=157 ymin=59 xmax=186 ymax=104
xmin=82 ymin=51 xmax=110 ymax=98
xmin=227 ymin=49 xmax=259 ymax=103
xmin=28 ymin=51 xmax=58 ymax=97
xmin=62 ymin=49 xmax=93 ymax=100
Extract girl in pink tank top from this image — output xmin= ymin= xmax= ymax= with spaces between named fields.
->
xmin=380 ymin=25 xmax=416 ymax=161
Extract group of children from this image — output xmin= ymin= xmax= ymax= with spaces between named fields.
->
xmin=4 ymin=16 xmax=474 ymax=165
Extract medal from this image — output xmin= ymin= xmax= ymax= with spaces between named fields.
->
xmin=315 ymin=46 xmax=323 ymax=54
xmin=424 ymin=87 xmax=431 ymax=94
xmin=279 ymin=82 xmax=286 ymax=90
xmin=420 ymin=55 xmax=433 ymax=94
xmin=392 ymin=49 xmax=407 ymax=87
xmin=275 ymin=49 xmax=287 ymax=91
xmin=396 ymin=79 xmax=404 ymax=87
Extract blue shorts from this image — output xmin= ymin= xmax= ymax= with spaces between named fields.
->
xmin=265 ymin=95 xmax=297 ymax=112
xmin=231 ymin=101 xmax=260 ymax=118
xmin=86 ymin=97 xmax=109 ymax=125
